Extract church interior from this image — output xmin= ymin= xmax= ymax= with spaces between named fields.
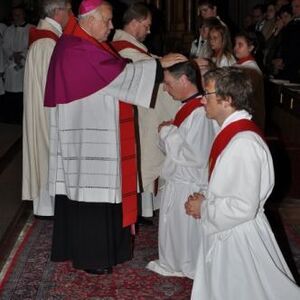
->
xmin=0 ymin=0 xmax=299 ymax=298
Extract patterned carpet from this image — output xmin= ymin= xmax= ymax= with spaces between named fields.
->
xmin=0 ymin=212 xmax=299 ymax=299
xmin=0 ymin=216 xmax=192 ymax=299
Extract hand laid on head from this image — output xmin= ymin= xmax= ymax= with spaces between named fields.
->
xmin=184 ymin=192 xmax=204 ymax=219
xmin=158 ymin=120 xmax=173 ymax=133
xmin=159 ymin=53 xmax=187 ymax=68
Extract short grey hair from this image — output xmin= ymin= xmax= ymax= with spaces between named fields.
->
xmin=43 ymin=0 xmax=68 ymax=18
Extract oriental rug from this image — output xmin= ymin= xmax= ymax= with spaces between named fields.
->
xmin=0 ymin=213 xmax=299 ymax=299
xmin=0 ymin=215 xmax=192 ymax=299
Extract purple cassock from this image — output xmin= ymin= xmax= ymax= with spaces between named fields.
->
xmin=44 ymin=34 xmax=127 ymax=107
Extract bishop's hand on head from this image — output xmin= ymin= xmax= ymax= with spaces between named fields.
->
xmin=159 ymin=53 xmax=187 ymax=68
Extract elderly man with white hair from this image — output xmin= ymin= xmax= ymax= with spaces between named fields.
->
xmin=44 ymin=0 xmax=185 ymax=275
xmin=22 ymin=0 xmax=71 ymax=217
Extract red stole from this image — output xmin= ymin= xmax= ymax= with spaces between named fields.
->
xmin=112 ymin=40 xmax=150 ymax=56
xmin=173 ymin=97 xmax=203 ymax=127
xmin=72 ymin=24 xmax=137 ymax=227
xmin=111 ymin=39 xmax=152 ymax=227
xmin=28 ymin=27 xmax=59 ymax=46
xmin=237 ymin=55 xmax=255 ymax=65
xmin=209 ymin=119 xmax=264 ymax=180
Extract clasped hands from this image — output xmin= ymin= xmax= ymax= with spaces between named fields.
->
xmin=158 ymin=120 xmax=173 ymax=133
xmin=184 ymin=192 xmax=204 ymax=219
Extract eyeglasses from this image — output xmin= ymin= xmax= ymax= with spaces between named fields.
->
xmin=203 ymin=91 xmax=216 ymax=97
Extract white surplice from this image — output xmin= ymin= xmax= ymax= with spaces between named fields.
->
xmin=191 ymin=110 xmax=300 ymax=299
xmin=147 ymin=105 xmax=216 ymax=279
xmin=213 ymin=53 xmax=236 ymax=67
xmin=48 ymin=58 xmax=157 ymax=204
xmin=3 ymin=23 xmax=32 ymax=92
xmin=113 ymin=29 xmax=180 ymax=216
xmin=22 ymin=18 xmax=62 ymax=216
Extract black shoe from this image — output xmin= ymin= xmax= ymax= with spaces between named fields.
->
xmin=137 ymin=216 xmax=153 ymax=226
xmin=84 ymin=267 xmax=112 ymax=275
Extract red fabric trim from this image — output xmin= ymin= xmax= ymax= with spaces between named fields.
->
xmin=28 ymin=27 xmax=59 ymax=46
xmin=111 ymin=39 xmax=150 ymax=227
xmin=72 ymin=23 xmax=100 ymax=47
xmin=237 ymin=55 xmax=255 ymax=65
xmin=72 ymin=23 xmax=120 ymax=58
xmin=173 ymin=97 xmax=203 ymax=127
xmin=119 ymin=102 xmax=137 ymax=227
xmin=209 ymin=119 xmax=264 ymax=180
xmin=63 ymin=14 xmax=77 ymax=35
xmin=112 ymin=40 xmax=150 ymax=56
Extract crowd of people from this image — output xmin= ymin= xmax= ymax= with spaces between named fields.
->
xmin=192 ymin=0 xmax=300 ymax=83
xmin=0 ymin=0 xmax=300 ymax=298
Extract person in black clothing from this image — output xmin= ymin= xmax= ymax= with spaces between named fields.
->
xmin=272 ymin=0 xmax=300 ymax=82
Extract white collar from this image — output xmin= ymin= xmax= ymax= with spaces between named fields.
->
xmin=221 ymin=110 xmax=252 ymax=130
xmin=45 ymin=17 xmax=62 ymax=34
xmin=113 ymin=29 xmax=148 ymax=52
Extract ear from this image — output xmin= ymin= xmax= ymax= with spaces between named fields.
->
xmin=249 ymin=45 xmax=254 ymax=53
xmin=131 ymin=19 xmax=140 ymax=28
xmin=223 ymin=96 xmax=233 ymax=108
xmin=179 ymin=74 xmax=188 ymax=86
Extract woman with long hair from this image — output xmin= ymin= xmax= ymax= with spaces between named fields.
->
xmin=208 ymin=23 xmax=236 ymax=67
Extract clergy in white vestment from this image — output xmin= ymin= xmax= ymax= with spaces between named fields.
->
xmin=112 ymin=3 xmax=180 ymax=220
xmin=22 ymin=0 xmax=72 ymax=217
xmin=3 ymin=6 xmax=32 ymax=123
xmin=185 ymin=67 xmax=300 ymax=299
xmin=44 ymin=0 xmax=185 ymax=275
xmin=146 ymin=61 xmax=216 ymax=279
